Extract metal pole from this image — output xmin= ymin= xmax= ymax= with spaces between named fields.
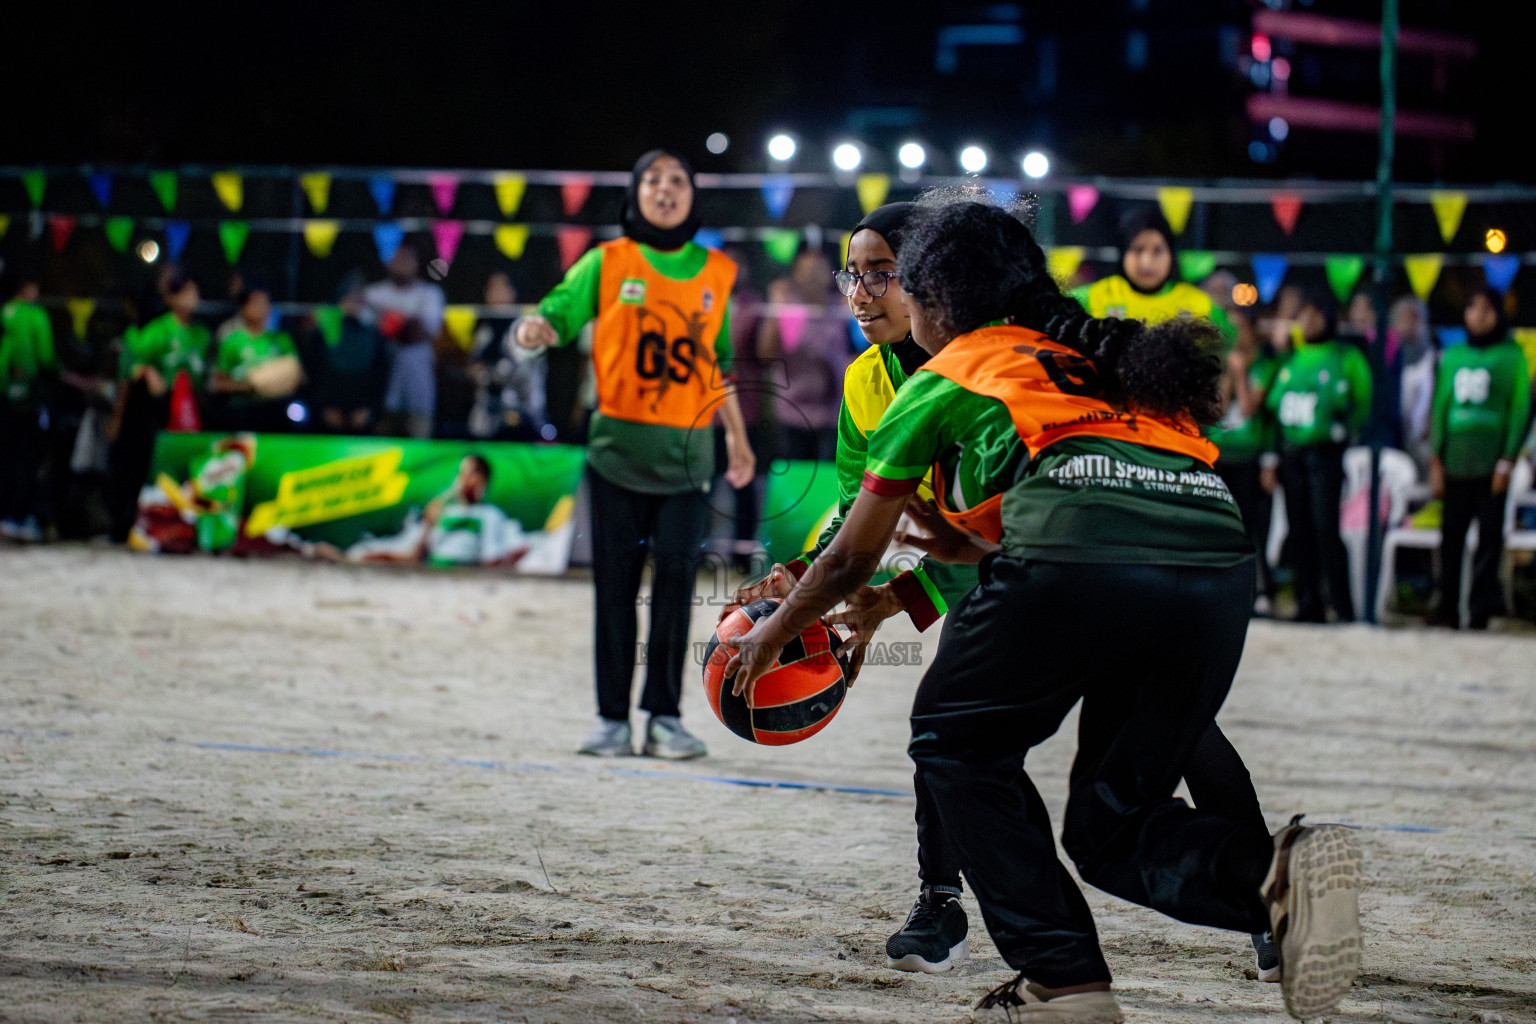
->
xmin=1364 ymin=0 xmax=1398 ymax=624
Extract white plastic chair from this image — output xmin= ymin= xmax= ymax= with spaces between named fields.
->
xmin=1336 ymin=447 xmax=1418 ymax=616
xmin=1502 ymin=459 xmax=1536 ymax=611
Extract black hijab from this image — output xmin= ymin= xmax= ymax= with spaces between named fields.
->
xmin=1119 ymin=206 xmax=1178 ymax=295
xmin=850 ymin=202 xmax=925 ymax=375
xmin=622 ymin=148 xmax=703 ymax=251
xmin=1467 ymin=286 xmax=1508 ymax=348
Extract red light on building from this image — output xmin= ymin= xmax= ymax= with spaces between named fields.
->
xmin=1252 ymin=33 xmax=1272 ymax=62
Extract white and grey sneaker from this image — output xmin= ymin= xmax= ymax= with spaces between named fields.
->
xmin=576 ymin=718 xmax=632 ymax=757
xmin=642 ymin=715 xmax=707 ymax=760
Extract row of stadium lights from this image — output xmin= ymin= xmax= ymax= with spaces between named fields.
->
xmin=705 ymin=132 xmax=1051 ymax=179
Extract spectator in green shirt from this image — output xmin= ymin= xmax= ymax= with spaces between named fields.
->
xmin=209 ymin=280 xmax=302 ymax=433
xmin=0 ymin=275 xmax=57 ymax=540
xmin=108 ymin=269 xmax=208 ymax=542
xmin=1428 ymin=287 xmax=1532 ymax=629
xmin=1264 ymin=291 xmax=1372 ymax=623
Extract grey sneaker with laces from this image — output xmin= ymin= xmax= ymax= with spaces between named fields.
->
xmin=576 ymin=718 xmax=632 ymax=757
xmin=642 ymin=715 xmax=707 ymax=760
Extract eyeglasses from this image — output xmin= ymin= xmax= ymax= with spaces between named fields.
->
xmin=833 ymin=269 xmax=900 ymax=298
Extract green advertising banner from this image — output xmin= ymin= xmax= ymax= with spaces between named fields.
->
xmin=140 ymin=433 xmax=585 ymax=573
xmin=757 ymin=458 xmax=924 ymax=581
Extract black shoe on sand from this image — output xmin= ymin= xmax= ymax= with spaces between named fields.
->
xmin=1262 ymin=815 xmax=1363 ymax=1018
xmin=885 ymin=885 xmax=968 ymax=973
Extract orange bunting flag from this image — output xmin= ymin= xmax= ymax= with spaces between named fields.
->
xmin=1271 ymin=194 xmax=1303 ymax=236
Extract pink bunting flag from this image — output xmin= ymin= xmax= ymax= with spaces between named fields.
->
xmin=48 ymin=215 xmax=76 ymax=252
xmin=1271 ymin=194 xmax=1303 ymax=236
xmin=557 ymin=226 xmax=593 ymax=271
xmin=432 ymin=220 xmax=466 ymax=265
xmin=561 ymin=177 xmax=594 ymax=217
xmin=777 ymin=305 xmax=809 ymax=353
xmin=427 ymin=173 xmax=459 ymax=215
xmin=1067 ymin=185 xmax=1100 ymax=224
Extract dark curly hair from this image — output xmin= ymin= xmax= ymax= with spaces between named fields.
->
xmin=897 ymin=200 xmax=1224 ymax=424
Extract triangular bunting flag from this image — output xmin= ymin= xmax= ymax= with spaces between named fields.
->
xmin=1067 ymin=185 xmax=1100 ymax=224
xmin=494 ymin=224 xmax=530 ymax=260
xmin=1483 ymin=254 xmax=1520 ymax=295
xmin=443 ymin=305 xmax=477 ymax=350
xmin=1324 ymin=255 xmax=1366 ymax=303
xmin=373 ymin=222 xmax=404 ymax=264
xmin=1047 ymin=246 xmax=1086 ymax=286
xmin=761 ymin=176 xmax=795 ymax=221
xmin=150 ymin=171 xmax=178 ymax=211
xmin=493 ymin=173 xmax=527 ymax=218
xmin=692 ymin=227 xmax=723 ymax=251
xmin=88 ymin=172 xmax=113 ymax=208
xmin=557 ymin=226 xmax=593 ymax=271
xmin=104 ymin=217 xmax=134 ymax=252
xmin=432 ymin=220 xmax=465 ymax=264
xmin=1157 ymin=186 xmax=1195 ymax=234
xmin=1429 ymin=190 xmax=1467 ymax=244
xmin=1404 ymin=253 xmax=1444 ymax=301
xmin=212 ymin=172 xmax=243 ymax=212
xmin=839 ymin=231 xmax=853 ymax=268
xmin=1250 ymin=253 xmax=1289 ymax=304
xmin=428 ymin=173 xmax=459 ymax=215
xmin=313 ymin=306 xmax=344 ymax=348
xmin=1271 ymin=193 xmax=1303 ymax=236
xmin=0 ymin=215 xmax=10 ymax=239
xmin=856 ymin=173 xmax=890 ymax=215
xmin=300 ymin=173 xmax=331 ymax=214
xmin=369 ymin=175 xmax=396 ymax=215
xmin=165 ymin=221 xmax=191 ymax=261
xmin=561 ymin=177 xmax=594 ymax=217
xmin=22 ymin=170 xmax=46 ymax=208
xmin=48 ymin=216 xmax=76 ymax=252
xmin=218 ymin=221 xmax=250 ymax=264
xmin=763 ymin=228 xmax=801 ymax=265
xmin=1177 ymin=250 xmax=1219 ymax=283
xmin=303 ymin=220 xmax=340 ymax=258
xmin=67 ymin=298 xmax=97 ymax=340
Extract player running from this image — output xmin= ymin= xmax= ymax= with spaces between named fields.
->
xmin=724 ymin=199 xmax=1361 ymax=1022
xmin=516 ymin=149 xmax=755 ymax=759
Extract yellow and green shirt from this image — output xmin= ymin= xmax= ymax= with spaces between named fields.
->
xmin=1071 ymin=276 xmax=1235 ymax=345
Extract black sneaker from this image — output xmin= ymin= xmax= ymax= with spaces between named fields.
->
xmin=885 ymin=886 xmax=968 ymax=973
xmin=1252 ymin=930 xmax=1281 ymax=983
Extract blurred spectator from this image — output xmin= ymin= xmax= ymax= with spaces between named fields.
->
xmin=1428 ymin=288 xmax=1531 ymax=629
xmin=55 ymin=301 xmax=126 ymax=539
xmin=107 ymin=269 xmax=208 ymax=542
xmin=215 ymin=266 xmax=249 ymax=344
xmin=1392 ymin=296 xmax=1437 ymax=475
xmin=758 ymin=248 xmax=852 ymax=461
xmin=305 ymin=272 xmax=388 ymax=434
xmin=467 ymin=271 xmax=547 ymax=442
xmin=718 ymin=243 xmax=775 ymax=567
xmin=1265 ymin=291 xmax=1372 ymax=623
xmin=366 ymin=241 xmax=444 ymax=439
xmin=0 ymin=274 xmax=58 ymax=541
xmin=209 ymin=279 xmax=303 ymax=432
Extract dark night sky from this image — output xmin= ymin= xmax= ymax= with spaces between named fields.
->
xmin=3 ymin=1 xmax=1526 ymax=183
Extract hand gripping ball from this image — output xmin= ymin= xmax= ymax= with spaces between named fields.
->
xmin=703 ymin=599 xmax=848 ymax=745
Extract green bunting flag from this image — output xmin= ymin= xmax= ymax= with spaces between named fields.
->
xmin=150 ymin=171 xmax=178 ymax=211
xmin=762 ymin=228 xmax=801 ymax=265
xmin=1325 ymin=255 xmax=1366 ymax=303
xmin=22 ymin=170 xmax=46 ymax=208
xmin=104 ymin=217 xmax=135 ymax=253
xmin=219 ymin=221 xmax=250 ymax=264
xmin=313 ymin=306 xmax=344 ymax=348
xmin=1177 ymin=250 xmax=1218 ymax=283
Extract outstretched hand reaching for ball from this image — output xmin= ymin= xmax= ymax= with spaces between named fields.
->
xmin=717 ymin=563 xmax=795 ymax=624
xmin=824 ymin=583 xmax=903 ymax=684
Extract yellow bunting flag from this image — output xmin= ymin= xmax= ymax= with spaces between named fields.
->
xmin=1157 ymin=186 xmax=1195 ymax=235
xmin=212 ymin=172 xmax=243 ymax=212
xmin=493 ymin=172 xmax=528 ymax=218
xmin=1404 ymin=253 xmax=1445 ymax=301
xmin=300 ymin=173 xmax=332 ymax=214
xmin=67 ymin=298 xmax=97 ymax=339
xmin=839 ymin=231 xmax=853 ymax=267
xmin=1429 ymin=190 xmax=1468 ymax=244
xmin=856 ymin=173 xmax=890 ymax=215
xmin=303 ymin=220 xmax=340 ymax=258
xmin=494 ymin=223 xmax=530 ymax=260
xmin=443 ymin=306 xmax=477 ymax=350
xmin=1047 ymin=246 xmax=1087 ymax=287
xmin=0 ymin=215 xmax=9 ymax=239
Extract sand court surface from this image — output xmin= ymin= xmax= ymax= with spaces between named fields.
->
xmin=2 ymin=546 xmax=1534 ymax=1023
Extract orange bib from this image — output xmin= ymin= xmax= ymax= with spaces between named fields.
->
xmin=593 ymin=238 xmax=737 ymax=429
xmin=922 ymin=324 xmax=1218 ymax=543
